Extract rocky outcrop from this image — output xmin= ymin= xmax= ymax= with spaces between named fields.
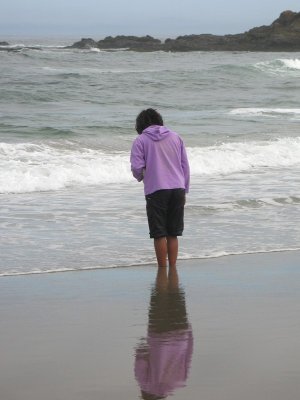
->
xmin=69 ymin=10 xmax=300 ymax=52
xmin=68 ymin=35 xmax=162 ymax=51
xmin=0 ymin=41 xmax=9 ymax=46
xmin=67 ymin=38 xmax=98 ymax=49
xmin=164 ymin=34 xmax=246 ymax=51
xmin=97 ymin=35 xmax=162 ymax=51
xmin=165 ymin=11 xmax=300 ymax=51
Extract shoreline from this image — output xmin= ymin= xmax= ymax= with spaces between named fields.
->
xmin=1 ymin=247 xmax=300 ymax=278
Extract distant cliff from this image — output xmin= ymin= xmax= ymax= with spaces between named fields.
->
xmin=165 ymin=10 xmax=300 ymax=51
xmin=69 ymin=10 xmax=300 ymax=52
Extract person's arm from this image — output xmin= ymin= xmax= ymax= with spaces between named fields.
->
xmin=181 ymin=141 xmax=190 ymax=193
xmin=130 ymin=138 xmax=145 ymax=182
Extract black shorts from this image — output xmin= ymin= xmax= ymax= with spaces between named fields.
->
xmin=145 ymin=188 xmax=185 ymax=239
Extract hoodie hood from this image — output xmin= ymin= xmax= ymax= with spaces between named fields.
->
xmin=142 ymin=125 xmax=171 ymax=141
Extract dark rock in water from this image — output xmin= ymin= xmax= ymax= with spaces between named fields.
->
xmin=164 ymin=34 xmax=242 ymax=51
xmin=0 ymin=41 xmax=9 ymax=46
xmin=69 ymin=35 xmax=162 ymax=51
xmin=68 ymin=10 xmax=300 ymax=52
xmin=97 ymin=35 xmax=162 ymax=51
xmin=165 ymin=10 xmax=300 ymax=51
xmin=67 ymin=38 xmax=98 ymax=49
xmin=243 ymin=10 xmax=300 ymax=51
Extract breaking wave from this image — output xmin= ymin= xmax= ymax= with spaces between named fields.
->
xmin=229 ymin=108 xmax=300 ymax=118
xmin=189 ymin=137 xmax=300 ymax=176
xmin=254 ymin=58 xmax=300 ymax=74
xmin=1 ymin=137 xmax=300 ymax=193
xmin=0 ymin=142 xmax=131 ymax=193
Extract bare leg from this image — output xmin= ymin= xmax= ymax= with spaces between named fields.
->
xmin=154 ymin=237 xmax=167 ymax=267
xmin=167 ymin=236 xmax=178 ymax=268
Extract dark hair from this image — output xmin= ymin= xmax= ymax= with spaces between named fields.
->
xmin=135 ymin=108 xmax=164 ymax=134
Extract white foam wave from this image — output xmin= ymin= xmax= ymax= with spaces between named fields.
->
xmin=189 ymin=137 xmax=300 ymax=176
xmin=38 ymin=45 xmax=67 ymax=48
xmin=279 ymin=58 xmax=300 ymax=70
xmin=0 ymin=43 xmax=66 ymax=49
xmin=99 ymin=47 xmax=130 ymax=52
xmin=229 ymin=108 xmax=300 ymax=117
xmin=0 ymin=142 xmax=132 ymax=194
xmin=254 ymin=58 xmax=300 ymax=74
xmin=1 ymin=137 xmax=300 ymax=193
xmin=89 ymin=47 xmax=101 ymax=53
xmin=0 ymin=43 xmax=25 ymax=48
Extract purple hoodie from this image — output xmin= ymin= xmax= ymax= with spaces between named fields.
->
xmin=130 ymin=125 xmax=190 ymax=195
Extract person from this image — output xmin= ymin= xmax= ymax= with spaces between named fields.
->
xmin=130 ymin=108 xmax=190 ymax=268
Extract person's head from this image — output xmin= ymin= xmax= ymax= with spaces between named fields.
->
xmin=135 ymin=108 xmax=164 ymax=134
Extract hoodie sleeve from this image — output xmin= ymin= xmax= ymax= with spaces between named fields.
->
xmin=181 ymin=141 xmax=190 ymax=193
xmin=130 ymin=137 xmax=145 ymax=182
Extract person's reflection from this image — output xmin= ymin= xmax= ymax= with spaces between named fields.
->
xmin=135 ymin=267 xmax=193 ymax=399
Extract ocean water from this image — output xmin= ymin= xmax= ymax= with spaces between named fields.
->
xmin=1 ymin=38 xmax=300 ymax=276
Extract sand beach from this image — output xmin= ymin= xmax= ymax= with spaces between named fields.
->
xmin=1 ymin=251 xmax=299 ymax=400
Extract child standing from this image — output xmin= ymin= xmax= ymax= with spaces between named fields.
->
xmin=130 ymin=108 xmax=190 ymax=268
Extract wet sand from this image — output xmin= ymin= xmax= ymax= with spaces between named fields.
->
xmin=1 ymin=251 xmax=300 ymax=400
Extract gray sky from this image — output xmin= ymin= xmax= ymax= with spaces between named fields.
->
xmin=1 ymin=1 xmax=300 ymax=37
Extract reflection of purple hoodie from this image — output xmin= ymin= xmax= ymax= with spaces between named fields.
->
xmin=135 ymin=328 xmax=193 ymax=398
xmin=130 ymin=125 xmax=190 ymax=195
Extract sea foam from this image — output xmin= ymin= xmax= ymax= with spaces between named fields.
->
xmin=279 ymin=58 xmax=300 ymax=70
xmin=189 ymin=137 xmax=300 ymax=176
xmin=189 ymin=137 xmax=300 ymax=175
xmin=229 ymin=108 xmax=300 ymax=117
xmin=0 ymin=142 xmax=131 ymax=193
xmin=254 ymin=58 xmax=300 ymax=74
xmin=1 ymin=137 xmax=300 ymax=193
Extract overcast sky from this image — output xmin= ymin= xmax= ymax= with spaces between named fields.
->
xmin=1 ymin=1 xmax=300 ymax=37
